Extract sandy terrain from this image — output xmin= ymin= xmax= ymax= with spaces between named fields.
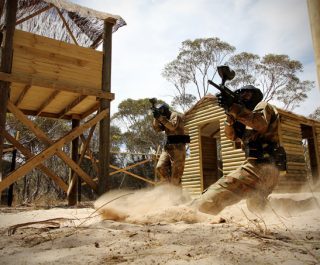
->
xmin=0 ymin=184 xmax=319 ymax=265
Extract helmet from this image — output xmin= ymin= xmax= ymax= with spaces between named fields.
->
xmin=156 ymin=103 xmax=171 ymax=117
xmin=235 ymin=85 xmax=263 ymax=110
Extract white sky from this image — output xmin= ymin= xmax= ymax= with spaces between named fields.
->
xmin=72 ymin=0 xmax=320 ymax=116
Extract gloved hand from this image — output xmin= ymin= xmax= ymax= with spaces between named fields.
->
xmin=225 ymin=114 xmax=235 ymax=126
xmin=216 ymin=93 xmax=234 ymax=111
xmin=152 ymin=109 xmax=160 ymax=119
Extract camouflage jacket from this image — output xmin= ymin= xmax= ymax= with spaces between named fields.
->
xmin=224 ymin=101 xmax=279 ymax=147
xmin=152 ymin=111 xmax=185 ymax=136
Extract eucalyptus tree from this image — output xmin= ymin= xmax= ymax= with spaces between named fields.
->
xmin=162 ymin=38 xmax=235 ymax=111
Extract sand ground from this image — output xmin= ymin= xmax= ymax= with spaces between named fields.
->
xmin=0 ymin=185 xmax=319 ymax=265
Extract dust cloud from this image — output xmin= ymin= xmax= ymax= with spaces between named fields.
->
xmin=94 ymin=181 xmax=320 ymax=226
xmin=94 ymin=184 xmax=219 ymax=224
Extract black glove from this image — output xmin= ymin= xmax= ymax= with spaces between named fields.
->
xmin=216 ymin=93 xmax=234 ymax=111
xmin=152 ymin=108 xmax=160 ymax=119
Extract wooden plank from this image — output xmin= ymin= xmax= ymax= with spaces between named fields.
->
xmin=0 ymin=72 xmax=114 ymax=100
xmin=36 ymin=90 xmax=61 ymax=116
xmin=15 ymin=84 xmax=31 ymax=106
xmin=57 ymin=95 xmax=87 ymax=118
xmin=12 ymin=58 xmax=102 ymax=88
xmin=13 ymin=30 xmax=103 ymax=61
xmin=13 ymin=44 xmax=102 ymax=71
xmin=3 ymin=130 xmax=68 ymax=193
xmin=0 ymin=109 xmax=107 ymax=192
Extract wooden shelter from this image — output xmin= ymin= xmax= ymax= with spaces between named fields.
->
xmin=181 ymin=94 xmax=320 ymax=197
xmin=0 ymin=0 xmax=126 ymax=205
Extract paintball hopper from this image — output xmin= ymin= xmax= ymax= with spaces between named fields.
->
xmin=217 ymin=65 xmax=235 ymax=85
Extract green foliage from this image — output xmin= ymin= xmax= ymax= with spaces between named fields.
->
xmin=309 ymin=107 xmax=320 ymax=121
xmin=163 ymin=36 xmax=314 ymax=112
xmin=112 ymin=98 xmax=165 ymax=153
xmin=162 ymin=37 xmax=235 ymax=111
xmin=227 ymin=53 xmax=314 ymax=110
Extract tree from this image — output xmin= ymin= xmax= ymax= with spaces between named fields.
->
xmin=227 ymin=52 xmax=260 ymax=88
xmin=162 ymin=38 xmax=235 ymax=111
xmin=112 ymin=98 xmax=165 ymax=153
xmin=309 ymin=107 xmax=320 ymax=121
xmin=227 ymin=53 xmax=314 ymax=111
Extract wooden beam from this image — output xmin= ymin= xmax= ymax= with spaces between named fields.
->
xmin=16 ymin=4 xmax=53 ymax=26
xmin=15 ymin=84 xmax=31 ymax=107
xmin=98 ymin=21 xmax=113 ymax=195
xmin=3 ymin=130 xmax=68 ymax=193
xmin=0 ymin=72 xmax=115 ymax=100
xmin=110 ymin=159 xmax=151 ymax=176
xmin=0 ymin=109 xmax=107 ymax=192
xmin=109 ymin=164 xmax=156 ymax=185
xmin=68 ymin=119 xmax=80 ymax=206
xmin=68 ymin=124 xmax=96 ymax=198
xmin=80 ymin=102 xmax=100 ymax=120
xmin=7 ymin=100 xmax=103 ymax=190
xmin=54 ymin=6 xmax=79 ymax=46
xmin=36 ymin=90 xmax=61 ymax=116
xmin=57 ymin=95 xmax=87 ymax=118
xmin=0 ymin=0 xmax=18 ymax=188
xmin=18 ymin=109 xmax=78 ymax=120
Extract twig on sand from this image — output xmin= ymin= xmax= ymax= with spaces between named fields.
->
xmin=7 ymin=217 xmax=75 ymax=235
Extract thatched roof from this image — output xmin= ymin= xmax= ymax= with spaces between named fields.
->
xmin=0 ymin=0 xmax=126 ymax=48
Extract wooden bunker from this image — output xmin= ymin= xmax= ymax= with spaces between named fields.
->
xmin=181 ymin=94 xmax=320 ymax=197
xmin=0 ymin=0 xmax=126 ymax=204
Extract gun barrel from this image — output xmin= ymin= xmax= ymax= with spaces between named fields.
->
xmin=208 ymin=79 xmax=238 ymax=101
xmin=207 ymin=80 xmax=222 ymax=91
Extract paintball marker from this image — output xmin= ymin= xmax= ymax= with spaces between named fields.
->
xmin=208 ymin=65 xmax=240 ymax=111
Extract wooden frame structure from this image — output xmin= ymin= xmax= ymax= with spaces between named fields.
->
xmin=182 ymin=94 xmax=320 ymax=197
xmin=0 ymin=0 xmax=126 ymax=205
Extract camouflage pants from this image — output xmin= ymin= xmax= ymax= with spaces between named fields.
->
xmin=195 ymin=159 xmax=279 ymax=215
xmin=156 ymin=144 xmax=186 ymax=186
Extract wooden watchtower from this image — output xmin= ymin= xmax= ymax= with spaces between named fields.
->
xmin=0 ymin=0 xmax=125 ymax=204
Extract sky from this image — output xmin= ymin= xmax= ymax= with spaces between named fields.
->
xmin=71 ymin=0 xmax=320 ymax=117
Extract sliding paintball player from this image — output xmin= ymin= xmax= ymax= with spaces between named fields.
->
xmin=150 ymin=99 xmax=190 ymax=185
xmin=191 ymin=66 xmax=286 ymax=214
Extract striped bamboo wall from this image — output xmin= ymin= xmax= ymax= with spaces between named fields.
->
xmin=182 ymin=95 xmax=245 ymax=197
xmin=277 ymin=115 xmax=307 ymax=190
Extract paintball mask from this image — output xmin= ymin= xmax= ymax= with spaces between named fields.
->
xmin=235 ymin=85 xmax=263 ymax=110
xmin=156 ymin=103 xmax=171 ymax=118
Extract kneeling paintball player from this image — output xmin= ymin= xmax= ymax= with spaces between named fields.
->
xmin=191 ymin=66 xmax=287 ymax=214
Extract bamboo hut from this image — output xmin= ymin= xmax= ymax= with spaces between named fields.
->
xmin=0 ymin=0 xmax=126 ymax=205
xmin=182 ymin=94 xmax=320 ymax=197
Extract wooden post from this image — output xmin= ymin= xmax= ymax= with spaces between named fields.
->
xmin=98 ymin=20 xmax=114 ymax=195
xmin=307 ymin=0 xmax=320 ymax=86
xmin=7 ymin=147 xmax=16 ymax=207
xmin=68 ymin=119 xmax=80 ymax=206
xmin=0 ymin=0 xmax=18 ymax=203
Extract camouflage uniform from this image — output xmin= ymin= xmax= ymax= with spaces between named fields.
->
xmin=196 ymin=101 xmax=281 ymax=214
xmin=153 ymin=112 xmax=186 ymax=185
